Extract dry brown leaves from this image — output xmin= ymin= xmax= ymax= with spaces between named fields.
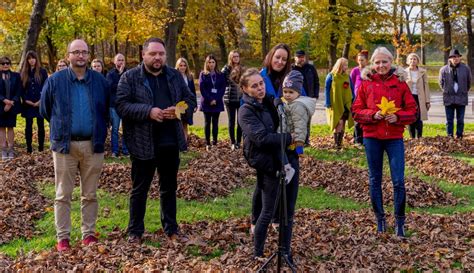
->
xmin=406 ymin=135 xmax=474 ymax=156
xmin=3 ymin=209 xmax=472 ymax=271
xmin=299 ymin=155 xmax=461 ymax=207
xmin=406 ymin=139 xmax=474 ymax=185
xmin=0 ymin=154 xmax=51 ymax=244
xmin=99 ymin=141 xmax=254 ymax=201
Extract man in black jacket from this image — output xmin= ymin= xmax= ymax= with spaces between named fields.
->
xmin=292 ymin=50 xmax=319 ymax=99
xmin=106 ymin=53 xmax=128 ymax=157
xmin=115 ymin=37 xmax=196 ymax=243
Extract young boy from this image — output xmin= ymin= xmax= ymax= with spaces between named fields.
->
xmin=282 ymin=70 xmax=317 ymax=155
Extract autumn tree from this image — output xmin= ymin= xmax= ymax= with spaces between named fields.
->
xmin=20 ymin=0 xmax=48 ymax=68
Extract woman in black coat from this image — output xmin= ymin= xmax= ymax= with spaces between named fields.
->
xmin=238 ymin=68 xmax=299 ymax=264
xmin=20 ymin=50 xmax=48 ymax=153
xmin=0 ymin=56 xmax=22 ymax=160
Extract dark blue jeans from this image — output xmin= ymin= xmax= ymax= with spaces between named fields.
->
xmin=128 ymin=146 xmax=180 ymax=237
xmin=363 ymin=138 xmax=405 ymax=221
xmin=254 ymin=152 xmax=299 ymax=257
xmin=110 ymin=108 xmax=128 ymax=155
xmin=445 ymin=104 xmax=466 ymax=138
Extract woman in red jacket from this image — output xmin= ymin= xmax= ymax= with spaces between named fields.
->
xmin=352 ymin=47 xmax=416 ymax=237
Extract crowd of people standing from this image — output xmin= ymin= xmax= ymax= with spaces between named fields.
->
xmin=0 ymin=37 xmax=471 ymax=268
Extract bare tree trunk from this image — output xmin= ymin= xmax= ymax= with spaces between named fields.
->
xmin=328 ymin=0 xmax=339 ymax=68
xmin=467 ymin=4 xmax=474 ymax=78
xmin=217 ymin=33 xmax=227 ymax=62
xmin=113 ymin=0 xmax=119 ymax=55
xmin=441 ymin=0 xmax=452 ymax=64
xmin=342 ymin=11 xmax=353 ymax=60
xmin=20 ymin=0 xmax=48 ymax=68
xmin=420 ymin=0 xmax=426 ymax=65
xmin=164 ymin=0 xmax=187 ymax=67
xmin=259 ymin=0 xmax=270 ymax=59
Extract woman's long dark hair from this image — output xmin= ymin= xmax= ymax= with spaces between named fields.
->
xmin=20 ymin=50 xmax=43 ymax=88
xmin=262 ymin=43 xmax=291 ymax=89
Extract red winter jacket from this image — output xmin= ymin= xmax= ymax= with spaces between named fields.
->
xmin=352 ymin=68 xmax=417 ymax=139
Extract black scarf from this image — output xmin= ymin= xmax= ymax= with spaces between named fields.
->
xmin=1 ymin=71 xmax=11 ymax=99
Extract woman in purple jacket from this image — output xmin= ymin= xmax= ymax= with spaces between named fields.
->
xmin=349 ymin=50 xmax=369 ymax=145
xmin=199 ymin=55 xmax=226 ymax=151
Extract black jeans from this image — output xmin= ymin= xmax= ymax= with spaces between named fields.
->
xmin=254 ymin=152 xmax=299 ymax=257
xmin=128 ymin=146 xmax=180 ymax=237
xmin=25 ymin=117 xmax=45 ymax=152
xmin=353 ymin=122 xmax=363 ymax=144
xmin=225 ymin=103 xmax=242 ymax=145
xmin=409 ymin=95 xmax=423 ymax=138
xmin=204 ymin=112 xmax=220 ymax=145
xmin=445 ymin=104 xmax=466 ymax=138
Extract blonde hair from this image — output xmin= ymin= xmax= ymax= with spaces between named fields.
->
xmin=406 ymin=53 xmax=420 ymax=65
xmin=175 ymin=57 xmax=192 ymax=78
xmin=227 ymin=50 xmax=240 ymax=67
xmin=330 ymin=58 xmax=348 ymax=75
xmin=239 ymin=68 xmax=261 ymax=90
xmin=370 ymin=47 xmax=394 ymax=63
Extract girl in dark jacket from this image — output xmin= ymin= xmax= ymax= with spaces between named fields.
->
xmin=222 ymin=50 xmax=244 ymax=150
xmin=0 ymin=56 xmax=22 ymax=159
xmin=199 ymin=55 xmax=226 ymax=150
xmin=20 ymin=50 xmax=48 ymax=153
xmin=176 ymin=57 xmax=197 ymax=143
xmin=238 ymin=68 xmax=298 ymax=264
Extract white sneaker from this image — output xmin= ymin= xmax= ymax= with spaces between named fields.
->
xmin=284 ymin=164 xmax=295 ymax=184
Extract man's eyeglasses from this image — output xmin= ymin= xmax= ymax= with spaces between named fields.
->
xmin=0 ymin=62 xmax=11 ymax=65
xmin=69 ymin=50 xmax=90 ymax=56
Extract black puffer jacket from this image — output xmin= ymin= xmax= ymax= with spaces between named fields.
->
xmin=222 ymin=65 xmax=242 ymax=105
xmin=115 ymin=64 xmax=197 ymax=160
xmin=238 ymin=93 xmax=291 ymax=175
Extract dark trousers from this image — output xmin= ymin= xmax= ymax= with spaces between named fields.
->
xmin=409 ymin=95 xmax=423 ymax=138
xmin=353 ymin=122 xmax=364 ymax=144
xmin=254 ymin=152 xmax=299 ymax=257
xmin=225 ymin=104 xmax=242 ymax=145
xmin=25 ymin=117 xmax=45 ymax=153
xmin=128 ymin=146 xmax=180 ymax=237
xmin=445 ymin=104 xmax=466 ymax=138
xmin=204 ymin=112 xmax=220 ymax=145
xmin=363 ymin=138 xmax=406 ymax=221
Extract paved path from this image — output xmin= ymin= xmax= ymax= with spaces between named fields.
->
xmin=191 ymin=92 xmax=474 ymax=127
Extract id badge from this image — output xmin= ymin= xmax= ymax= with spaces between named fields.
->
xmin=211 ymin=88 xmax=218 ymax=94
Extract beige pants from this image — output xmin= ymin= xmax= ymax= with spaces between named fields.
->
xmin=53 ymin=141 xmax=104 ymax=240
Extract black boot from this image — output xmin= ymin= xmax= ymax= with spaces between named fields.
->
xmin=336 ymin=132 xmax=344 ymax=149
xmin=377 ymin=217 xmax=387 ymax=233
xmin=396 ymin=216 xmax=405 ymax=237
xmin=333 ymin=133 xmax=339 ymax=148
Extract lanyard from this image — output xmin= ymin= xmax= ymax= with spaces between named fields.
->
xmin=211 ymin=73 xmax=216 ymax=88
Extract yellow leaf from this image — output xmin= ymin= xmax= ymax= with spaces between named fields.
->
xmin=175 ymin=101 xmax=188 ymax=120
xmin=376 ymin=96 xmax=400 ymax=115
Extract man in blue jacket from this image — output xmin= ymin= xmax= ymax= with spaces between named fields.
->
xmin=40 ymin=39 xmax=110 ymax=252
xmin=116 ymin=37 xmax=196 ymax=243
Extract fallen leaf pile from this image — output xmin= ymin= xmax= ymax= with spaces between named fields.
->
xmin=99 ymin=145 xmax=254 ymax=201
xmin=299 ymin=156 xmax=460 ymax=207
xmin=406 ymin=135 xmax=474 ymax=155
xmin=0 ymin=158 xmax=50 ymax=244
xmin=406 ymin=143 xmax=474 ymax=185
xmin=2 ymin=209 xmax=472 ymax=271
xmin=187 ymin=133 xmax=207 ymax=149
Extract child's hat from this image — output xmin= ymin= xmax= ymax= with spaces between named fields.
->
xmin=283 ymin=70 xmax=304 ymax=93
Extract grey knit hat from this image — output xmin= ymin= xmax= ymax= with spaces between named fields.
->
xmin=283 ymin=70 xmax=304 ymax=93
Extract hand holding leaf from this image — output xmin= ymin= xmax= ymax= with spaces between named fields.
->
xmin=175 ymin=101 xmax=188 ymax=120
xmin=376 ymin=96 xmax=400 ymax=115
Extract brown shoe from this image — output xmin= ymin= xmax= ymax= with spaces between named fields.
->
xmin=127 ymin=234 xmax=142 ymax=244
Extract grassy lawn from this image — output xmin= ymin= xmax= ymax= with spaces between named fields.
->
xmin=0 ymin=124 xmax=472 ymax=258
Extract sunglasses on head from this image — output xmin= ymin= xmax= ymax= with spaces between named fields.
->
xmin=1 ymin=62 xmax=11 ymax=65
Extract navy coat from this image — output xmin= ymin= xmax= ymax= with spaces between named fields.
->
xmin=21 ymin=67 xmax=48 ymax=118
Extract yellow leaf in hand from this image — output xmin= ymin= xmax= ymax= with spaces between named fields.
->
xmin=376 ymin=96 xmax=400 ymax=115
xmin=175 ymin=101 xmax=188 ymax=120
xmin=281 ymin=97 xmax=288 ymax=104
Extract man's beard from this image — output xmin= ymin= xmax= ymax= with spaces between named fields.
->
xmin=145 ymin=62 xmax=163 ymax=73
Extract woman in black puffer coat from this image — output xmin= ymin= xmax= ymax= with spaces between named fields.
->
xmin=222 ymin=50 xmax=244 ymax=150
xmin=238 ymin=68 xmax=299 ymax=265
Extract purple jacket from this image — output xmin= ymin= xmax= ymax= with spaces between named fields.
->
xmin=350 ymin=67 xmax=363 ymax=97
xmin=199 ymin=71 xmax=226 ymax=112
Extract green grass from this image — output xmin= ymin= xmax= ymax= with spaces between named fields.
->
xmin=451 ymin=152 xmax=474 ymax=166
